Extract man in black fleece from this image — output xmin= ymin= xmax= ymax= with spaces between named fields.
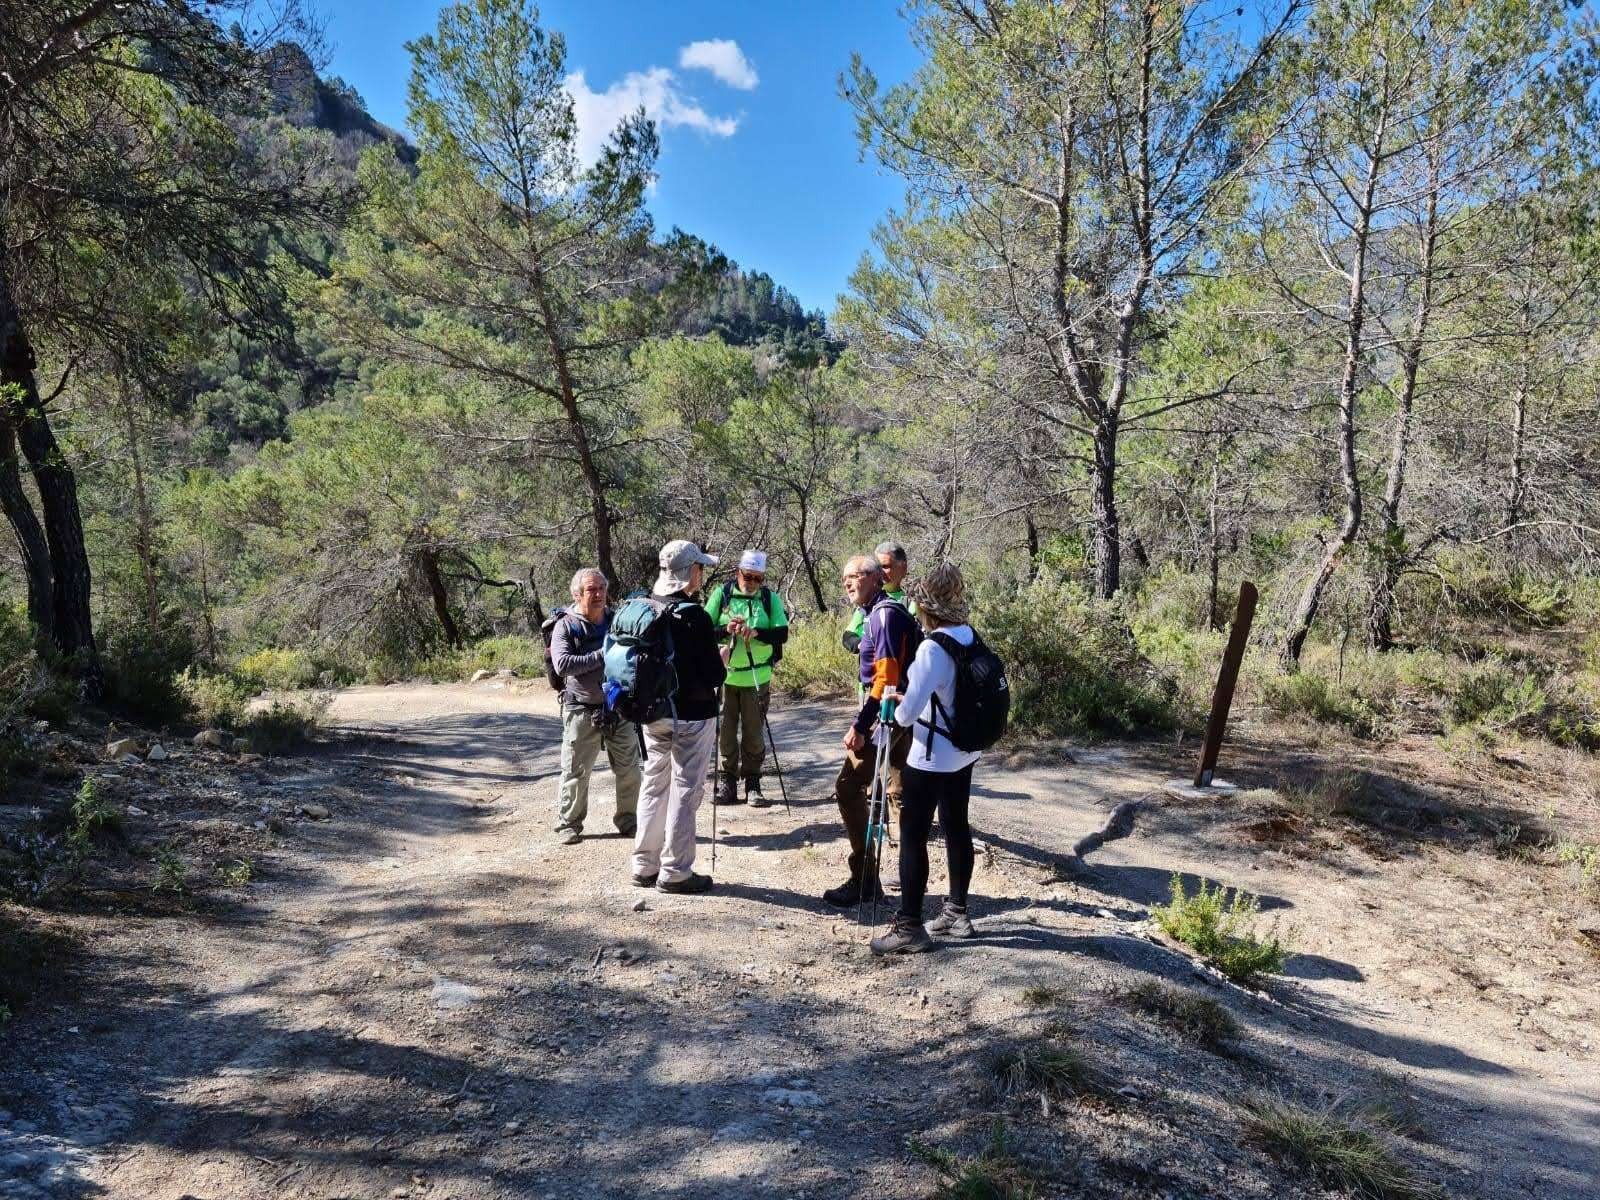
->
xmin=630 ymin=540 xmax=729 ymax=895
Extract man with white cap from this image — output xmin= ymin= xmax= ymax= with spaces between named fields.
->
xmin=630 ymin=539 xmax=728 ymax=895
xmin=705 ymin=549 xmax=789 ymax=807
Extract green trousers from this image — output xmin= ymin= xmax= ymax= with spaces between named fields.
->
xmin=718 ymin=682 xmax=770 ymax=779
xmin=556 ymin=705 xmax=642 ymax=834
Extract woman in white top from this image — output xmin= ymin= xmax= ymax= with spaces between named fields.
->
xmin=871 ymin=562 xmax=982 ymax=955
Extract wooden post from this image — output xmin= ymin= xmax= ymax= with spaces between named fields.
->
xmin=1194 ymin=581 xmax=1258 ymax=787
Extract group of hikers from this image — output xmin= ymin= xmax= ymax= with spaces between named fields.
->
xmin=544 ymin=537 xmax=1004 ymax=955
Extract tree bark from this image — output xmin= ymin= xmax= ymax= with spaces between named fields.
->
xmin=1505 ymin=318 xmax=1532 ymax=526
xmin=1206 ymin=438 xmax=1223 ymax=631
xmin=795 ymin=493 xmax=828 ymax=612
xmin=119 ymin=369 xmax=161 ymax=637
xmin=1 ymin=274 xmax=99 ymax=682
xmin=0 ymin=416 xmax=54 ymax=646
xmin=1024 ymin=508 xmax=1041 ymax=578
xmin=1091 ymin=418 xmax=1121 ymax=599
xmin=1280 ymin=113 xmax=1387 ymax=670
xmin=418 ymin=547 xmax=462 ymax=648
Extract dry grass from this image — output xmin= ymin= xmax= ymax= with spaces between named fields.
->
xmin=1123 ymin=980 xmax=1240 ymax=1050
xmin=1241 ymin=1093 xmax=1441 ymax=1200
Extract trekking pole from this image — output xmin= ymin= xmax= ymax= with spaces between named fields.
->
xmin=859 ymin=689 xmax=899 ymax=935
xmin=763 ymin=710 xmax=812 ymax=845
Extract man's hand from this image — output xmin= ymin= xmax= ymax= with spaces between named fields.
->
xmin=844 ymin=727 xmax=866 ymax=753
xmin=719 ymin=645 xmax=733 ymax=667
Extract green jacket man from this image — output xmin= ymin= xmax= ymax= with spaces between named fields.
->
xmin=706 ymin=549 xmax=789 ymax=806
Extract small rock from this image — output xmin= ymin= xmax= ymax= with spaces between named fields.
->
xmin=1116 ymin=1085 xmax=1139 ymax=1100
xmin=761 ymin=1087 xmax=823 ymax=1108
xmin=299 ymin=803 xmax=331 ymax=820
xmin=105 ymin=737 xmax=140 ymax=759
xmin=126 ymin=805 xmax=149 ymax=818
xmin=146 ymin=743 xmax=168 ymax=761
xmin=432 ymin=978 xmax=483 ymax=1010
xmin=193 ymin=729 xmax=227 ymax=749
xmin=632 ymin=898 xmax=648 ymax=912
xmin=470 ymin=669 xmax=494 ymax=683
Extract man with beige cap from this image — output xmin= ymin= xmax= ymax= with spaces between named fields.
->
xmin=629 ymin=539 xmax=728 ymax=895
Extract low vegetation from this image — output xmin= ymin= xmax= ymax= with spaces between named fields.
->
xmin=1122 ymin=981 xmax=1241 ymax=1051
xmin=1152 ymin=876 xmax=1291 ymax=984
xmin=1241 ymin=1093 xmax=1441 ymax=1200
xmin=909 ymin=1121 xmax=1037 ymax=1200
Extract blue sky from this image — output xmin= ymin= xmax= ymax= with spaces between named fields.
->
xmin=322 ymin=1 xmax=923 ymax=316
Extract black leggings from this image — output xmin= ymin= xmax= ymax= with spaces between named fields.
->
xmin=897 ymin=763 xmax=975 ymax=922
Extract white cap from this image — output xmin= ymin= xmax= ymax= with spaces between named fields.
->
xmin=655 ymin=539 xmax=718 ymax=594
xmin=738 ymin=549 xmax=768 ymax=573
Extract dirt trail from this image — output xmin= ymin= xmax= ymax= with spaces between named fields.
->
xmin=2 ymin=682 xmax=1596 ymax=1199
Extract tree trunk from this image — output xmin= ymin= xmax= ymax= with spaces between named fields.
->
xmin=1091 ymin=418 xmax=1121 ymax=600
xmin=0 ymin=416 xmax=54 ymax=646
xmin=1505 ymin=337 xmax=1531 ymax=526
xmin=1206 ymin=441 xmax=1223 ymax=631
xmin=796 ymin=494 xmax=828 ymax=612
xmin=418 ymin=547 xmax=462 ymax=648
xmin=1280 ymin=115 xmax=1386 ymax=670
xmin=1024 ymin=509 xmax=1041 ymax=579
xmin=1 ymin=276 xmax=99 ymax=684
xmin=528 ymin=261 xmax=619 ymax=587
xmin=119 ymin=371 xmax=161 ymax=637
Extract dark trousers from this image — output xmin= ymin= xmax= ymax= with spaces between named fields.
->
xmin=834 ymin=724 xmax=911 ymax=881
xmin=898 ymin=763 xmax=975 ymax=922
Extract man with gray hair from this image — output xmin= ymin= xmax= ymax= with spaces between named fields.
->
xmin=843 ymin=540 xmax=915 ymax=657
xmin=551 ymin=568 xmax=640 ymax=845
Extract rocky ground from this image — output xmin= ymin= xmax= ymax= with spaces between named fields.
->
xmin=1 ymin=681 xmax=1596 ymax=1199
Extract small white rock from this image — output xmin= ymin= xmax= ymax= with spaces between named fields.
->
xmin=146 ymin=744 xmax=168 ymax=761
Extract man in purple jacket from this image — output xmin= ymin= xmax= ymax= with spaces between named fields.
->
xmin=822 ymin=555 xmax=921 ymax=907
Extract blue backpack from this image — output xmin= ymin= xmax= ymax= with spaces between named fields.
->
xmin=602 ymin=596 xmax=681 ymax=723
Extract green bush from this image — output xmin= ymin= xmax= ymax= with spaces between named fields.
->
xmin=1152 ymin=875 xmax=1290 ymax=984
xmin=239 ymin=695 xmax=328 ymax=754
xmin=181 ymin=669 xmax=251 ymax=728
xmin=417 ymin=634 xmax=546 ymax=682
xmin=1258 ymin=669 xmax=1388 ymax=739
xmin=979 ymin=572 xmax=1176 ymax=737
xmin=234 ymin=647 xmax=323 ymax=691
xmin=774 ymin=612 xmax=854 ymax=698
xmin=1242 ymin=1093 xmax=1441 ymax=1200
xmin=101 ymin=622 xmax=196 ymax=725
xmin=68 ymin=779 xmax=120 ymax=851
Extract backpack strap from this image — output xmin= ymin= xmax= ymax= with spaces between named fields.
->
xmin=916 ymin=631 xmax=963 ymax=754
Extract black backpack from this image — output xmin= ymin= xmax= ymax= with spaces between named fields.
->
xmin=919 ymin=630 xmax=1010 ymax=753
xmin=716 ymin=581 xmax=784 ymax=666
xmin=539 ymin=607 xmax=573 ymax=691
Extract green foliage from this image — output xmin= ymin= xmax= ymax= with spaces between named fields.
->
xmin=909 ymin=1121 xmax=1037 ymax=1200
xmin=68 ymin=779 xmax=121 ymax=851
xmin=234 ymin=648 xmax=325 ymax=692
xmin=101 ymin=622 xmax=197 ymax=726
xmin=774 ymin=614 xmax=854 ymax=698
xmin=979 ymin=573 xmax=1176 ymax=737
xmin=151 ymin=845 xmax=188 ymax=895
xmin=1123 ymin=981 xmax=1241 ymax=1050
xmin=238 ymin=696 xmax=328 ymax=755
xmin=1553 ymin=839 xmax=1600 ymax=898
xmin=1153 ymin=876 xmax=1290 ymax=984
xmin=419 ymin=635 xmax=546 ymax=683
xmin=990 ymin=1039 xmax=1097 ymax=1101
xmin=219 ymin=859 xmax=254 ymax=888
xmin=1258 ymin=668 xmax=1389 ymax=739
xmin=181 ymin=670 xmax=251 ymax=729
xmin=1241 ymin=1094 xmax=1441 ymax=1200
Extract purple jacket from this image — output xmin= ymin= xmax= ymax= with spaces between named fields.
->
xmin=853 ymin=590 xmax=922 ymax=735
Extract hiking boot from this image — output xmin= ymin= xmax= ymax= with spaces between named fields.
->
xmin=714 ymin=774 xmax=744 ymax=805
xmin=657 ymin=872 xmax=713 ymax=895
xmin=555 ymin=826 xmax=582 ymax=845
xmin=614 ymin=816 xmax=638 ymax=838
xmin=871 ymin=915 xmax=933 ymax=956
xmin=821 ymin=876 xmax=886 ymax=907
xmin=927 ymin=901 xmax=974 ymax=938
xmin=631 ymin=872 xmax=658 ymax=888
xmin=744 ymin=775 xmax=768 ymax=808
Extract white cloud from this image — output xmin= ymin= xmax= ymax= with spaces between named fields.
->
xmin=678 ymin=39 xmax=759 ymax=90
xmin=566 ymin=67 xmax=739 ymax=167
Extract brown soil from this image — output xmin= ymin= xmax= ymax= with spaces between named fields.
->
xmin=1 ymin=683 xmax=1596 ymax=1199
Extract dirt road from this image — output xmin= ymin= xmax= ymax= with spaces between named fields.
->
xmin=2 ymin=682 xmax=1595 ymax=1198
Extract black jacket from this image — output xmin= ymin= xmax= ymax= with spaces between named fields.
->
xmin=655 ymin=590 xmax=726 ymax=722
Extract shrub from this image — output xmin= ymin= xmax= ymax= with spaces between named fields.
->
xmin=1152 ymin=875 xmax=1290 ymax=984
xmin=1242 ymin=1093 xmax=1440 ymax=1200
xmin=1258 ymin=669 xmax=1387 ymax=739
xmin=181 ymin=669 xmax=251 ymax=729
xmin=101 ymin=622 xmax=196 ymax=725
xmin=979 ymin=572 xmax=1176 ymax=737
xmin=67 ymin=779 xmax=120 ymax=851
xmin=219 ymin=858 xmax=254 ymax=888
xmin=1123 ymin=981 xmax=1240 ymax=1050
xmin=991 ymin=1040 xmax=1097 ymax=1100
xmin=1443 ymin=658 xmax=1547 ymax=733
xmin=776 ymin=612 xmax=854 ymax=698
xmin=910 ymin=1120 xmax=1037 ymax=1200
xmin=234 ymin=647 xmax=323 ymax=692
xmin=239 ymin=695 xmax=328 ymax=754
xmin=420 ymin=634 xmax=546 ymax=683
xmin=151 ymin=845 xmax=187 ymax=894
xmin=1278 ymin=769 xmax=1384 ymax=824
xmin=1553 ymin=839 xmax=1600 ymax=898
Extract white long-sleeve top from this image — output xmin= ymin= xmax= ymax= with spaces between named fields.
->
xmin=893 ymin=624 xmax=982 ymax=773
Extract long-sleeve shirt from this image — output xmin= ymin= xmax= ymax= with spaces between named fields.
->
xmin=894 ymin=624 xmax=982 ymax=772
xmin=705 ymin=583 xmax=789 ymax=688
xmin=852 ymin=590 xmax=921 ymax=736
xmin=654 ymin=590 xmax=727 ymax=722
xmin=551 ymin=609 xmax=610 ymax=707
